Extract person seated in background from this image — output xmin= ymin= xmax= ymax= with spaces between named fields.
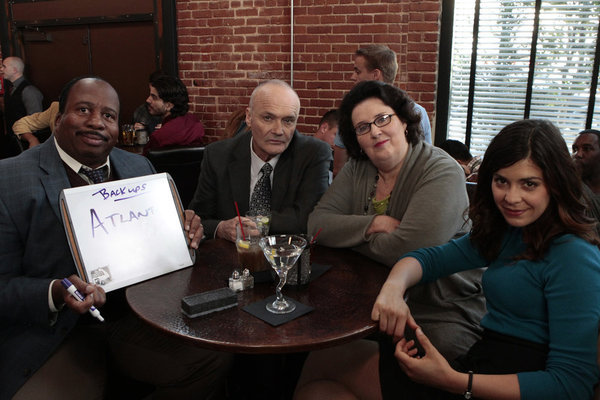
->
xmin=314 ymin=109 xmax=338 ymax=182
xmin=572 ymin=128 xmax=600 ymax=234
xmin=315 ymin=109 xmax=338 ymax=149
xmin=307 ymin=81 xmax=485 ymax=362
xmin=132 ymin=70 xmax=165 ymax=137
xmin=295 ymin=119 xmax=600 ymax=400
xmin=439 ymin=139 xmax=481 ymax=182
xmin=143 ymin=75 xmax=204 ymax=154
xmin=188 ymin=79 xmax=332 ymax=242
xmin=12 ymin=101 xmax=58 ymax=149
xmin=333 ymin=45 xmax=432 ymax=177
xmin=223 ymin=108 xmax=250 ymax=137
xmin=0 ymin=76 xmax=231 ymax=399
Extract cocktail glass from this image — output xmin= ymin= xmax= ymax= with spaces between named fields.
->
xmin=236 ymin=221 xmax=267 ymax=273
xmin=259 ymin=234 xmax=307 ymax=314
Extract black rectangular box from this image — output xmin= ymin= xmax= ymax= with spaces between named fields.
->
xmin=181 ymin=287 xmax=238 ymax=318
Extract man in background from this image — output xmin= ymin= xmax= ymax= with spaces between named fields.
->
xmin=314 ymin=109 xmax=338 ymax=182
xmin=315 ymin=109 xmax=338 ymax=149
xmin=188 ymin=79 xmax=331 ymax=242
xmin=133 ymin=70 xmax=164 ymax=137
xmin=12 ymin=101 xmax=59 ymax=149
xmin=333 ymin=45 xmax=432 ymax=176
xmin=0 ymin=56 xmax=44 ymax=156
xmin=572 ymin=128 xmax=600 ymax=232
xmin=439 ymin=139 xmax=481 ymax=182
xmin=143 ymin=75 xmax=205 ymax=154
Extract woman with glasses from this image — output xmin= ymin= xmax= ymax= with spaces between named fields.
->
xmin=307 ymin=81 xmax=485 ymax=361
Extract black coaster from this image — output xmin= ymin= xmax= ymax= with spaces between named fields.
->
xmin=252 ymin=269 xmax=273 ymax=283
xmin=242 ymin=295 xmax=313 ymax=326
xmin=251 ymin=263 xmax=332 ymax=284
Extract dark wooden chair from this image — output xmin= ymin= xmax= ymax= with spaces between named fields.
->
xmin=146 ymin=146 xmax=204 ymax=208
xmin=466 ymin=181 xmax=477 ymax=203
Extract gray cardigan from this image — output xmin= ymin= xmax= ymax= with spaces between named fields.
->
xmin=308 ymin=141 xmax=486 ymax=360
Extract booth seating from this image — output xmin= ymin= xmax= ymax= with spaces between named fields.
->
xmin=146 ymin=146 xmax=204 ymax=208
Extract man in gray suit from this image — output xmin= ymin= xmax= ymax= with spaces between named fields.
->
xmin=0 ymin=76 xmax=230 ymax=399
xmin=189 ymin=79 xmax=332 ymax=242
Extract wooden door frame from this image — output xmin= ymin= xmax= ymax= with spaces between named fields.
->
xmin=0 ymin=0 xmax=178 ymax=76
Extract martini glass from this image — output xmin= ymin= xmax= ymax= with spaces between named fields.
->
xmin=259 ymin=234 xmax=307 ymax=314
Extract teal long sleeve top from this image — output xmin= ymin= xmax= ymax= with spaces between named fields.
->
xmin=407 ymin=229 xmax=600 ymax=400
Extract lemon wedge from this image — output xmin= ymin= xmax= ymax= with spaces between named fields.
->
xmin=237 ymin=240 xmax=250 ymax=249
xmin=259 ymin=216 xmax=270 ymax=224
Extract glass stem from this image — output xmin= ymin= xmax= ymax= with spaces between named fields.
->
xmin=276 ymin=270 xmax=288 ymax=302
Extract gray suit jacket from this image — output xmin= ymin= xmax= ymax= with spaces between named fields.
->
xmin=0 ymin=138 xmax=155 ymax=399
xmin=188 ymin=131 xmax=332 ymax=237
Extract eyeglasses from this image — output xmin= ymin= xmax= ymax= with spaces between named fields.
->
xmin=353 ymin=114 xmax=396 ymax=136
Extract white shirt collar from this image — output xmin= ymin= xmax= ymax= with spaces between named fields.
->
xmin=249 ymin=137 xmax=279 ymax=197
xmin=54 ymin=137 xmax=111 ymax=180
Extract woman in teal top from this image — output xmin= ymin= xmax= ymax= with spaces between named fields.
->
xmin=294 ymin=119 xmax=600 ymax=400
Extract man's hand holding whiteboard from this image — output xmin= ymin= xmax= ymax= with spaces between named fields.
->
xmin=60 ymin=173 xmax=195 ymax=292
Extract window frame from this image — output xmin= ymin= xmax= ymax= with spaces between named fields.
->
xmin=436 ymin=0 xmax=600 ymax=153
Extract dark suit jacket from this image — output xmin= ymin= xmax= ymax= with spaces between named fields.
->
xmin=0 ymin=138 xmax=155 ymax=399
xmin=188 ymin=131 xmax=332 ymax=236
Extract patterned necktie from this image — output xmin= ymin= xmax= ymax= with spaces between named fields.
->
xmin=80 ymin=166 xmax=107 ymax=184
xmin=250 ymin=163 xmax=273 ymax=214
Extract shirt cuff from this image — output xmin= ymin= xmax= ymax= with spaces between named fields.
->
xmin=214 ymin=221 xmax=225 ymax=239
xmin=48 ymin=279 xmax=64 ymax=313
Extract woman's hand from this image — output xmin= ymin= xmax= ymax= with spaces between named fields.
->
xmin=395 ymin=328 xmax=459 ymax=390
xmin=372 ymin=281 xmax=416 ymax=338
xmin=366 ymin=215 xmax=401 ymax=235
xmin=372 ymin=257 xmax=423 ymax=338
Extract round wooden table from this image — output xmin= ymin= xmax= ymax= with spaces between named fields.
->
xmin=126 ymin=239 xmax=389 ymax=354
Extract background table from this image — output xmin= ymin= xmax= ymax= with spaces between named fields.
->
xmin=127 ymin=239 xmax=389 ymax=354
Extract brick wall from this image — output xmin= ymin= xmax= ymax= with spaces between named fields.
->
xmin=176 ymin=0 xmax=441 ymax=142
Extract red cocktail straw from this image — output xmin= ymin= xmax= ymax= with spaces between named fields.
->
xmin=234 ymin=201 xmax=245 ymax=240
xmin=310 ymin=228 xmax=322 ymax=245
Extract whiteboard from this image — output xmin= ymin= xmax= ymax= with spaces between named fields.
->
xmin=59 ymin=173 xmax=194 ymax=292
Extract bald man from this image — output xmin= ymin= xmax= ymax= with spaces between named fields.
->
xmin=1 ymin=56 xmax=44 ymax=135
xmin=188 ymin=79 xmax=332 ymax=242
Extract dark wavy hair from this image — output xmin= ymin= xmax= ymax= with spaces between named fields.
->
xmin=150 ymin=75 xmax=189 ymax=117
xmin=470 ymin=119 xmax=599 ymax=261
xmin=338 ymin=81 xmax=422 ymax=160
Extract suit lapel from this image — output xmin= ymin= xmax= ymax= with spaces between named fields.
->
xmin=39 ymin=143 xmax=147 ymax=221
xmin=39 ymin=139 xmax=72 ymax=221
xmin=110 ymin=148 xmax=143 ymax=180
xmin=228 ymin=134 xmax=252 ymax=212
xmin=271 ymin=132 xmax=296 ymax=211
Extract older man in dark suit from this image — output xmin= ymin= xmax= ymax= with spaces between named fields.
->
xmin=0 ymin=76 xmax=230 ymax=399
xmin=189 ymin=79 xmax=332 ymax=242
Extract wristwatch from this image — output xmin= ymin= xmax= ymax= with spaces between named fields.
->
xmin=464 ymin=370 xmax=473 ymax=399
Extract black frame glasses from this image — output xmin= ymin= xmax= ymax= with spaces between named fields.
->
xmin=353 ymin=114 xmax=396 ymax=136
